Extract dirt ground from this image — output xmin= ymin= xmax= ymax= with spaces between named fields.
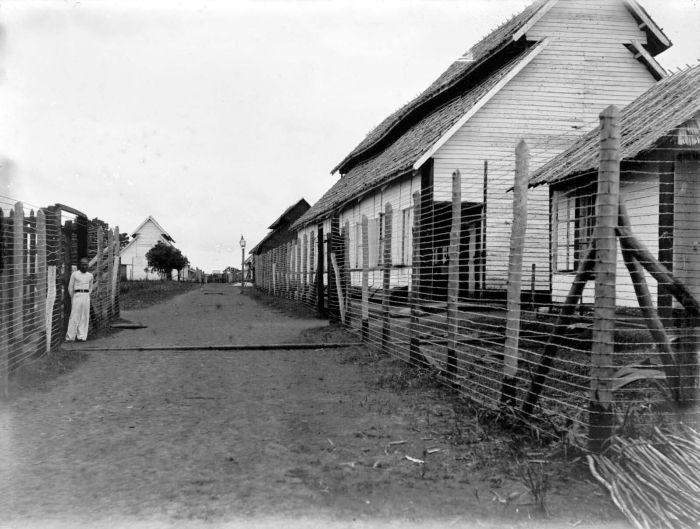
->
xmin=0 ymin=284 xmax=630 ymax=529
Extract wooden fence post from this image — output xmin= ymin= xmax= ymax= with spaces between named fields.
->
xmin=317 ymin=224 xmax=325 ymax=317
xmin=37 ymin=210 xmax=48 ymax=354
xmin=381 ymin=203 xmax=393 ymax=353
xmin=361 ymin=215 xmax=369 ymax=341
xmin=26 ymin=210 xmax=37 ymax=354
xmin=309 ymin=231 xmax=316 ymax=304
xmin=302 ymin=233 xmax=308 ymax=301
xmin=287 ymin=241 xmax=292 ymax=297
xmin=0 ymin=209 xmax=8 ymax=396
xmin=112 ymin=226 xmax=120 ymax=319
xmin=96 ymin=224 xmax=104 ymax=330
xmin=12 ymin=202 xmax=24 ymax=367
xmin=45 ymin=206 xmax=61 ymax=350
xmin=343 ymin=221 xmax=351 ymax=323
xmin=107 ymin=226 xmax=114 ymax=319
xmin=296 ymin=237 xmax=302 ymax=301
xmin=590 ymin=105 xmax=620 ymax=453
xmin=501 ymin=141 xmax=529 ymax=406
xmin=328 ymin=218 xmax=340 ymax=323
xmin=409 ymin=191 xmax=423 ymax=366
xmin=446 ymin=171 xmax=462 ymax=377
xmin=330 ymin=253 xmax=346 ymax=324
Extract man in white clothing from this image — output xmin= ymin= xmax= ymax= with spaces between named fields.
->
xmin=66 ymin=257 xmax=94 ymax=341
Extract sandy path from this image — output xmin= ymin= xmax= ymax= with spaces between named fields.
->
xmin=0 ymin=285 xmax=629 ymax=529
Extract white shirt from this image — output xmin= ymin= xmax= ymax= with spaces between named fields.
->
xmin=68 ymin=270 xmax=94 ymax=296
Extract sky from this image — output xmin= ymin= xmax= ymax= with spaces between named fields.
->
xmin=1 ymin=0 xmax=698 ymax=273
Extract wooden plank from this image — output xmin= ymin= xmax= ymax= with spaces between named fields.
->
xmin=112 ymin=227 xmax=120 ymax=319
xmin=361 ymin=215 xmax=369 ymax=341
xmin=409 ymin=191 xmax=423 ymax=365
xmin=36 ymin=210 xmax=48 ymax=353
xmin=501 ymin=142 xmax=529 ymax=406
xmin=446 ymin=170 xmax=462 ymax=377
xmin=657 ymin=152 xmax=675 ymax=327
xmin=12 ymin=203 xmax=24 ymax=367
xmin=328 ymin=217 xmax=340 ymax=323
xmin=96 ymin=224 xmax=104 ymax=330
xmin=481 ymin=160 xmax=488 ymax=297
xmin=419 ymin=160 xmax=434 ymax=300
xmin=302 ymin=233 xmax=308 ymax=301
xmin=270 ymin=249 xmax=277 ymax=296
xmin=381 ymin=203 xmax=393 ymax=353
xmin=106 ymin=225 xmax=114 ymax=321
xmin=309 ymin=230 xmax=316 ymax=304
xmin=330 ymin=253 xmax=345 ymax=324
xmin=296 ymin=237 xmax=301 ymax=301
xmin=316 ymin=224 xmax=325 ymax=317
xmin=0 ymin=209 xmax=8 ymax=396
xmin=589 ymin=105 xmax=620 ymax=453
xmin=343 ymin=221 xmax=351 ymax=323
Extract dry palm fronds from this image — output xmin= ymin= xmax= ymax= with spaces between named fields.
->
xmin=587 ymin=425 xmax=700 ymax=529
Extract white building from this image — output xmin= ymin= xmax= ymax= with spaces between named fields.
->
xmin=119 ymin=216 xmax=177 ymax=280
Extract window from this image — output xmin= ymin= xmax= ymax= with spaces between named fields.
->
xmin=554 ymin=186 xmax=595 ymax=272
xmin=378 ymin=212 xmax=385 ymax=266
xmin=401 ymin=207 xmax=412 ymax=265
xmin=368 ymin=218 xmax=378 ymax=267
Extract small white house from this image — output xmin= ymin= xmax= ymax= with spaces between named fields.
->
xmin=119 ymin=216 xmax=177 ymax=280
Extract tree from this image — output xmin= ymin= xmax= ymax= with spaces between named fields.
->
xmin=119 ymin=232 xmax=131 ymax=249
xmin=145 ymin=241 xmax=189 ymax=280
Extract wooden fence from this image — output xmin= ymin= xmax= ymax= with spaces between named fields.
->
xmin=0 ymin=201 xmax=120 ymax=396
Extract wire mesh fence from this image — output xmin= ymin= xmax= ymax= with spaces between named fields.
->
xmin=252 ymin=96 xmax=699 ymax=451
xmin=0 ymin=198 xmax=121 ymax=396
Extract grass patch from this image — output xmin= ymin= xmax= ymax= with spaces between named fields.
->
xmin=242 ymin=287 xmax=321 ymax=320
xmin=119 ymin=280 xmax=199 ymax=310
xmin=8 ymin=349 xmax=90 ymax=397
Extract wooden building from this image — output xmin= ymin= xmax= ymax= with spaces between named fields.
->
xmin=529 ymin=64 xmax=700 ymax=309
xmin=250 ymin=198 xmax=310 ymax=284
xmin=292 ymin=0 xmax=670 ymax=306
xmin=119 ymin=216 xmax=177 ymax=280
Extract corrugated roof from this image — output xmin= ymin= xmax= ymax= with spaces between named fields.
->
xmin=529 ymin=64 xmax=700 ymax=188
xmin=294 ymin=47 xmax=536 ymax=229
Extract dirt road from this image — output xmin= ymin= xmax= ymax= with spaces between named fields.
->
xmin=0 ymin=285 xmax=628 ymax=528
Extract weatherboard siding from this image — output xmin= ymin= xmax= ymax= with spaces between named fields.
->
xmin=432 ymin=0 xmax=657 ymax=292
xmin=674 ymin=157 xmax=700 ymax=302
xmin=338 ymin=174 xmax=420 ymax=289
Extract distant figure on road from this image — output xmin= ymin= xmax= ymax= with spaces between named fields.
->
xmin=66 ymin=257 xmax=94 ymax=342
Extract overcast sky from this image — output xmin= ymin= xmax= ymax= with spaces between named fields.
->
xmin=1 ymin=0 xmax=698 ymax=272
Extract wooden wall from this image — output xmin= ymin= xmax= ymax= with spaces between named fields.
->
xmin=432 ymin=0 xmax=658 ymax=292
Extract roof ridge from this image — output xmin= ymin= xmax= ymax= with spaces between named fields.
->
xmin=332 ymin=0 xmax=551 ymax=175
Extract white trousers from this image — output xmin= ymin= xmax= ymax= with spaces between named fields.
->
xmin=66 ymin=293 xmax=90 ymax=341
